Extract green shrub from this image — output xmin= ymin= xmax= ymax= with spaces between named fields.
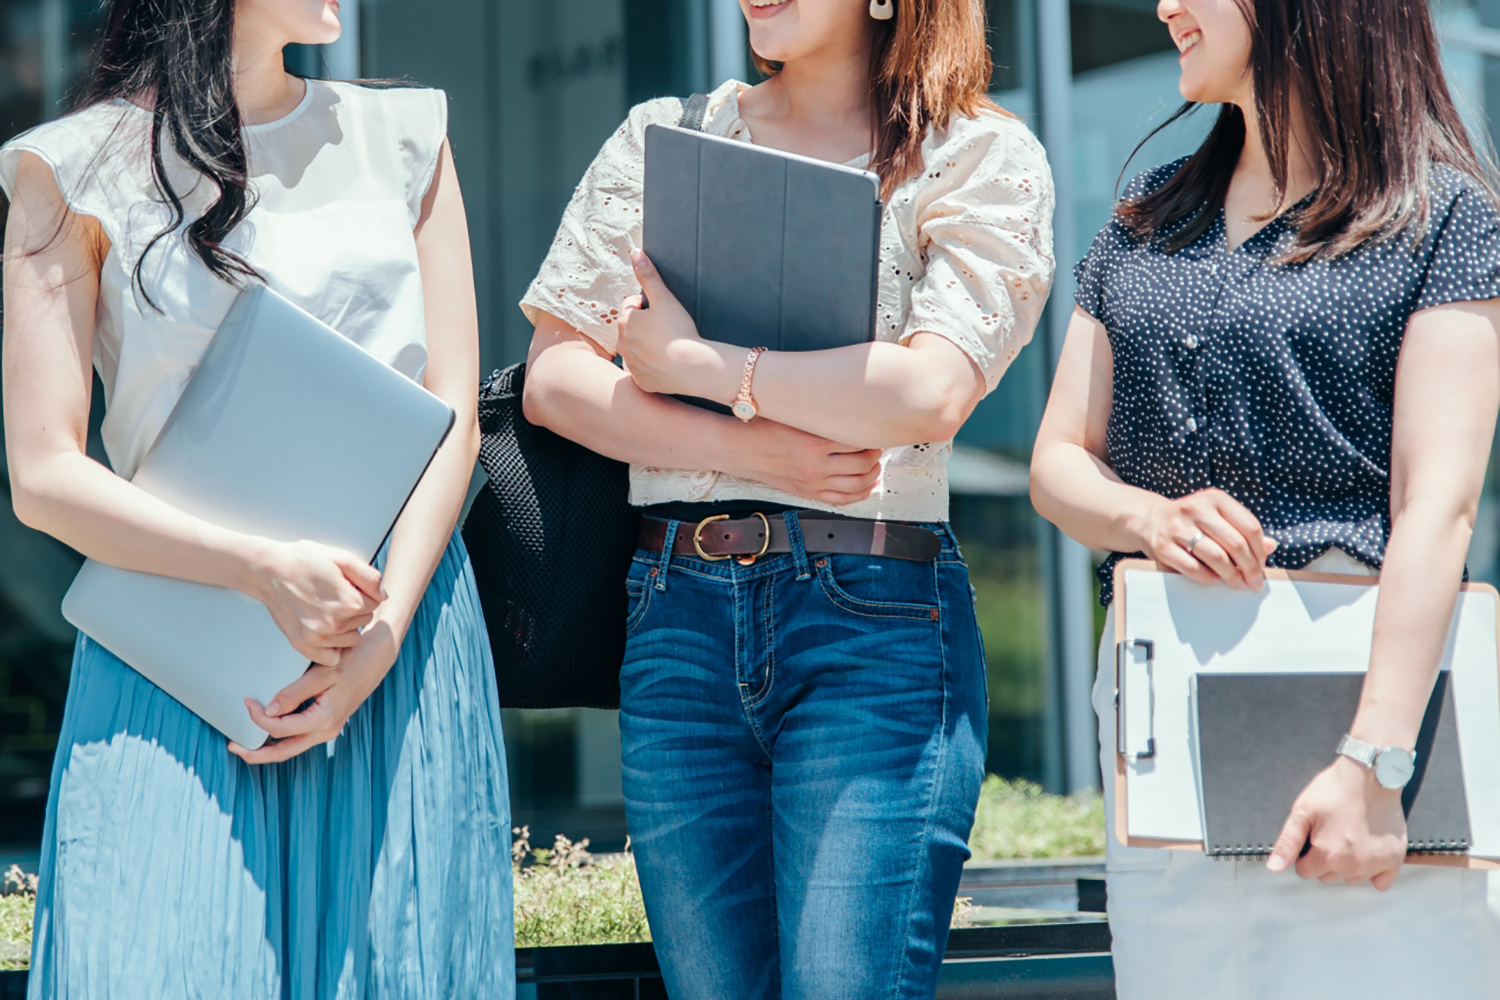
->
xmin=511 ymin=828 xmax=651 ymax=948
xmin=968 ymin=775 xmax=1106 ymax=860
xmin=0 ymin=780 xmax=1105 ymax=962
xmin=1 ymin=866 xmax=36 ymax=971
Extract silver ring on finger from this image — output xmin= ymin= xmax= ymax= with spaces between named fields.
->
xmin=1186 ymin=531 xmax=1206 ymax=556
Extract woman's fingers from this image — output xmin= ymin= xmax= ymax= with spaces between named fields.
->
xmin=305 ymin=645 xmax=343 ymax=668
xmin=826 ymin=448 xmax=884 ymax=475
xmin=1197 ymin=515 xmax=1260 ymax=588
xmin=262 ymin=665 xmax=338 ymax=719
xmin=246 ymin=697 xmax=327 ymax=739
xmin=1156 ymin=544 xmax=1218 ymax=585
xmin=335 ymin=553 xmax=386 ymax=603
xmin=1212 ymin=493 xmax=1271 ymax=565
xmin=1371 ymin=867 xmax=1400 ymax=892
xmin=1267 ymin=805 xmax=1312 ymax=874
xmin=1183 ymin=533 xmax=1245 ymax=587
xmin=630 ymin=250 xmax=680 ymax=312
xmin=323 ymin=627 xmax=366 ymax=651
xmin=230 ymin=732 xmax=323 ymax=766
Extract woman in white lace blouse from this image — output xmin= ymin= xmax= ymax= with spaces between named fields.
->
xmin=522 ymin=1 xmax=1053 ymax=996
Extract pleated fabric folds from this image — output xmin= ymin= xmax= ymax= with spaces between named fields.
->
xmin=26 ymin=532 xmax=514 ymax=1000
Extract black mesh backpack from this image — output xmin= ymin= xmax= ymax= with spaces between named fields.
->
xmin=463 ymin=93 xmax=708 ymax=709
xmin=462 ymin=364 xmax=637 ymax=708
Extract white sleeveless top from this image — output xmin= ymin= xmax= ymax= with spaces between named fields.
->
xmin=0 ymin=81 xmax=447 ymax=480
xmin=521 ymin=80 xmax=1056 ymax=521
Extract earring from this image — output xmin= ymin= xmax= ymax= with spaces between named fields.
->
xmin=869 ymin=0 xmax=894 ymax=20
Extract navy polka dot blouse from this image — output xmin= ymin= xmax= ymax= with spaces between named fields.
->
xmin=1077 ymin=159 xmax=1500 ymax=607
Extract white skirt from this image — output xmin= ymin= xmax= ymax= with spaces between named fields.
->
xmin=1095 ymin=550 xmax=1500 ymax=1000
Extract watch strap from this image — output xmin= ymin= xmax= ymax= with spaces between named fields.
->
xmin=734 ymin=347 xmax=768 ymax=420
xmin=1336 ymin=734 xmax=1378 ymax=769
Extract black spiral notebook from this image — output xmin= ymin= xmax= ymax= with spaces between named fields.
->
xmin=1193 ymin=672 xmax=1472 ymax=858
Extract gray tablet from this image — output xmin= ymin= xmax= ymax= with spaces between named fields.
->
xmin=643 ymin=124 xmax=882 ymax=355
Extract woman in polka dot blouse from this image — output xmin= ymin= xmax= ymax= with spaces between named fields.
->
xmin=1031 ymin=0 xmax=1500 ymax=997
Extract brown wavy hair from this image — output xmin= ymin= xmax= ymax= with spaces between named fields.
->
xmin=751 ymin=0 xmax=1004 ymax=200
xmin=1117 ymin=0 xmax=1497 ymax=263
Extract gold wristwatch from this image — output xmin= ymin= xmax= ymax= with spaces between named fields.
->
xmin=731 ymin=347 xmax=768 ymax=422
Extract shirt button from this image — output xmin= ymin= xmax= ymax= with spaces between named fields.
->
xmin=1186 ymin=417 xmax=1199 ymax=433
xmin=1186 ymin=334 xmax=1200 ymax=349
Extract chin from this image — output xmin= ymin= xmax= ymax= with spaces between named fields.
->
xmin=745 ymin=24 xmax=803 ymax=64
xmin=299 ymin=21 xmax=341 ymax=46
xmin=1177 ymin=76 xmax=1229 ymax=105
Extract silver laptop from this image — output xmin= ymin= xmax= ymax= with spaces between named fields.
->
xmin=61 ymin=285 xmax=454 ymax=749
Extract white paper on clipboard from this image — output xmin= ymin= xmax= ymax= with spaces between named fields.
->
xmin=1113 ymin=561 xmax=1500 ymax=863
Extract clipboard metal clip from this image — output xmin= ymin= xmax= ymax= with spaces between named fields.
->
xmin=1115 ymin=637 xmax=1156 ymax=761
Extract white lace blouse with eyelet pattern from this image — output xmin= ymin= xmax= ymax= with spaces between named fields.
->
xmin=520 ymin=79 xmax=1056 ymax=522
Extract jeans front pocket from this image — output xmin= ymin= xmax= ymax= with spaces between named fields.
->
xmin=812 ymin=552 xmax=942 ymax=621
xmin=624 ymin=558 xmax=658 ymax=634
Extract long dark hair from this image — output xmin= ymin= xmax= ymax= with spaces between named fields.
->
xmin=81 ymin=0 xmax=259 ymax=305
xmin=1118 ymin=0 xmax=1497 ymax=263
xmin=752 ymin=0 xmax=1005 ymax=200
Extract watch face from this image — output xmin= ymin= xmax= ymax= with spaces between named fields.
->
xmin=732 ymin=401 xmax=757 ymax=421
xmin=1374 ymin=748 xmax=1416 ymax=790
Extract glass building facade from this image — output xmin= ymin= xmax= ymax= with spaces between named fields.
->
xmin=0 ymin=0 xmax=1495 ymax=854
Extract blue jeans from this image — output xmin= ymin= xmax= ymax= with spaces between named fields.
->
xmin=619 ymin=513 xmax=988 ymax=1000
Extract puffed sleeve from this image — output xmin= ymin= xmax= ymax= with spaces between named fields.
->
xmin=901 ymin=116 xmax=1056 ymax=394
xmin=1414 ymin=167 xmax=1500 ymax=312
xmin=520 ymin=97 xmax=682 ymax=354
xmin=0 ymin=109 xmax=127 ymax=246
xmin=1072 ymin=227 xmax=1113 ymax=323
xmin=1074 ymin=162 xmax=1177 ymax=323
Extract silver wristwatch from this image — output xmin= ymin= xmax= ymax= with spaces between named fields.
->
xmin=1336 ymin=735 xmax=1417 ymax=790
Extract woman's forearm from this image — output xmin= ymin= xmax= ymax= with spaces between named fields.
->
xmin=1351 ymin=501 xmax=1475 ymax=750
xmin=1029 ymin=440 xmax=1163 ymax=553
xmin=370 ymin=417 xmax=477 ymax=643
xmin=523 ymin=320 xmax=743 ymax=470
xmin=1354 ymin=301 xmax=1500 ymax=750
xmin=669 ymin=334 xmax=983 ymax=450
xmin=10 ymin=451 xmax=272 ymax=595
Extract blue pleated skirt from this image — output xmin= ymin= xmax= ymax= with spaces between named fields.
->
xmin=25 ymin=532 xmax=514 ymax=999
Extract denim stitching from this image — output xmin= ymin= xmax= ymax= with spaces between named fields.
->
xmin=814 ymin=560 xmax=942 ymax=621
xmin=748 ymin=574 xmax=777 ymax=707
xmin=731 ymin=563 xmax=744 ymax=693
xmin=624 ymin=576 xmax=654 ymax=633
xmin=736 ymin=671 xmax=775 ymax=760
xmin=655 ymin=521 xmax=679 ymax=592
xmin=784 ymin=510 xmax=811 ymax=580
xmin=889 ymin=564 xmax=953 ymax=1000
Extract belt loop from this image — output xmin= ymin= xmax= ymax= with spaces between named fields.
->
xmin=783 ymin=510 xmax=811 ymax=581
xmin=655 ymin=520 xmax=679 ymax=592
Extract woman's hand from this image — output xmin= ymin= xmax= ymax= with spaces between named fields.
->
xmin=726 ymin=418 xmax=884 ymax=505
xmin=228 ymin=619 xmax=403 ymax=764
xmin=1135 ymin=488 xmax=1277 ymax=589
xmin=243 ymin=539 xmax=385 ymax=666
xmin=1266 ymin=755 xmax=1408 ymax=890
xmin=617 ymin=251 xmax=739 ymax=400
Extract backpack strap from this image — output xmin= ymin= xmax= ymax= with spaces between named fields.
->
xmin=677 ymin=93 xmax=710 ymax=132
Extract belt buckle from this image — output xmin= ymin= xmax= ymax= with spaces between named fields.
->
xmin=735 ymin=512 xmax=771 ymax=566
xmin=692 ymin=514 xmax=732 ymax=561
xmin=691 ymin=512 xmax=772 ymax=565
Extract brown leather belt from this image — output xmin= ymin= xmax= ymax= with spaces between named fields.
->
xmin=638 ymin=514 xmax=942 ymax=564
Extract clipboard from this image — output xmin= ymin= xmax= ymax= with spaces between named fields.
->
xmin=1112 ymin=559 xmax=1500 ymax=869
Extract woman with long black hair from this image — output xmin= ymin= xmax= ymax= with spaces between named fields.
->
xmin=1 ymin=1 xmax=512 ymax=995
xmin=521 ymin=1 xmax=1053 ymax=996
xmin=1031 ymin=0 xmax=1500 ymax=996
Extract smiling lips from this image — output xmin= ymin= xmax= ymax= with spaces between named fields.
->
xmin=1175 ymin=28 xmax=1202 ymax=54
xmin=749 ymin=0 xmax=792 ymax=9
